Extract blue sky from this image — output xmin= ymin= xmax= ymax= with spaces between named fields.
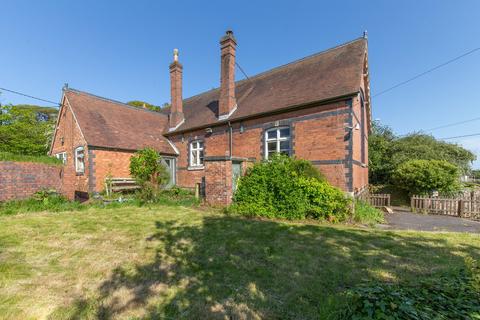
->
xmin=1 ymin=0 xmax=479 ymax=167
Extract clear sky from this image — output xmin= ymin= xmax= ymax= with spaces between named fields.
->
xmin=1 ymin=0 xmax=479 ymax=167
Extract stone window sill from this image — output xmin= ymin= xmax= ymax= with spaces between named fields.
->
xmin=188 ymin=166 xmax=204 ymax=171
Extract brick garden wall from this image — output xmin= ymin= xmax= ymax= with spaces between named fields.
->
xmin=0 ymin=161 xmax=64 ymax=202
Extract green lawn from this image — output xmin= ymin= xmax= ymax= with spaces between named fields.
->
xmin=0 ymin=206 xmax=479 ymax=319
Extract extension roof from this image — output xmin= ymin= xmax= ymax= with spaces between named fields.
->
xmin=63 ymin=89 xmax=177 ymax=154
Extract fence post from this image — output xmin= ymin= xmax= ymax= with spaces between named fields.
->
xmin=411 ymin=196 xmax=415 ymax=212
xmin=458 ymin=199 xmax=464 ymax=217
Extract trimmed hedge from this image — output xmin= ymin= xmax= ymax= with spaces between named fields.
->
xmin=230 ymin=155 xmax=350 ymax=221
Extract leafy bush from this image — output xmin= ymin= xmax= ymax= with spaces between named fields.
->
xmin=394 ymin=159 xmax=461 ymax=195
xmin=230 ymin=155 xmax=349 ymax=221
xmin=354 ymin=201 xmax=384 ymax=225
xmin=129 ymin=148 xmax=169 ymax=200
xmin=341 ymin=258 xmax=480 ymax=319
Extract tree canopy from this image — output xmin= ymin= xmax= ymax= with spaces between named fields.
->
xmin=369 ymin=121 xmax=476 ymax=185
xmin=126 ymin=100 xmax=170 ymax=112
xmin=0 ymin=104 xmax=57 ymax=156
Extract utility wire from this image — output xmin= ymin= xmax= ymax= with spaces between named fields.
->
xmin=373 ymin=47 xmax=480 ymax=98
xmin=440 ymin=133 xmax=480 ymax=140
xmin=425 ymin=116 xmax=480 ymax=132
xmin=0 ymin=86 xmax=61 ymax=107
xmin=235 ymin=62 xmax=250 ymax=80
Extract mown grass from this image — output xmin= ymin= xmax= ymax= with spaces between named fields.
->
xmin=0 ymin=152 xmax=62 ymax=165
xmin=0 ymin=206 xmax=479 ymax=319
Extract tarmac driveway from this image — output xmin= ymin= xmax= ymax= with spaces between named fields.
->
xmin=379 ymin=208 xmax=480 ymax=233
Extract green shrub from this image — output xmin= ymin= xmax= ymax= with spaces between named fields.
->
xmin=230 ymin=155 xmax=349 ymax=221
xmin=129 ymin=148 xmax=169 ymax=187
xmin=341 ymin=258 xmax=480 ymax=319
xmin=394 ymin=159 xmax=461 ymax=196
xmin=353 ymin=201 xmax=384 ymax=225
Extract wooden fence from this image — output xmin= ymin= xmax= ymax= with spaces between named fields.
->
xmin=411 ymin=196 xmax=480 ymax=220
xmin=356 ymin=190 xmax=391 ymax=208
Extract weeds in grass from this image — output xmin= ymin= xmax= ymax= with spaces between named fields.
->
xmin=353 ymin=201 xmax=385 ymax=226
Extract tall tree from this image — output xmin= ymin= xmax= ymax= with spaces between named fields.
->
xmin=0 ymin=104 xmax=55 ymax=155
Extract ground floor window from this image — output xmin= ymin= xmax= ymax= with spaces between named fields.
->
xmin=189 ymin=140 xmax=204 ymax=167
xmin=55 ymin=152 xmax=67 ymax=164
xmin=74 ymin=147 xmax=85 ymax=174
xmin=160 ymin=157 xmax=176 ymax=188
xmin=265 ymin=127 xmax=291 ymax=159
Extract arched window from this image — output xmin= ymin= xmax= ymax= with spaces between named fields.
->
xmin=265 ymin=127 xmax=290 ymax=159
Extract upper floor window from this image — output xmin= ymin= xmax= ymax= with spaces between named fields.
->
xmin=74 ymin=147 xmax=85 ymax=174
xmin=265 ymin=127 xmax=290 ymax=159
xmin=55 ymin=152 xmax=67 ymax=164
xmin=189 ymin=141 xmax=204 ymax=167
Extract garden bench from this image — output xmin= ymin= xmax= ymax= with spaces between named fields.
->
xmin=105 ymin=177 xmax=140 ymax=196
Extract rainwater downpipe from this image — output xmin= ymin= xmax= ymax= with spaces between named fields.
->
xmin=228 ymin=121 xmax=233 ymax=158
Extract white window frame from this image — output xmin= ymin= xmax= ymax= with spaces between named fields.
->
xmin=189 ymin=140 xmax=204 ymax=168
xmin=55 ymin=152 xmax=67 ymax=164
xmin=74 ymin=146 xmax=85 ymax=174
xmin=265 ymin=127 xmax=291 ymax=159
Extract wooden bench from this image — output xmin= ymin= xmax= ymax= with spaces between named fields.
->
xmin=105 ymin=177 xmax=140 ymax=196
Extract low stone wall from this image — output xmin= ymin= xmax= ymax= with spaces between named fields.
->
xmin=0 ymin=161 xmax=72 ymax=202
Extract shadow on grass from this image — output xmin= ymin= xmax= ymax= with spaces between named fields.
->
xmin=51 ymin=215 xmax=480 ymax=320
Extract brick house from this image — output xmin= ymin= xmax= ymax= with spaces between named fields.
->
xmin=50 ymin=31 xmax=371 ymax=204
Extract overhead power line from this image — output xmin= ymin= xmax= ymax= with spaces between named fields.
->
xmin=440 ymin=133 xmax=480 ymax=140
xmin=235 ymin=62 xmax=250 ymax=80
xmin=425 ymin=116 xmax=480 ymax=132
xmin=373 ymin=47 xmax=480 ymax=98
xmin=0 ymin=86 xmax=61 ymax=107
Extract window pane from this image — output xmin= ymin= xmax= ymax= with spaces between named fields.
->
xmin=279 ymin=140 xmax=290 ymax=151
xmin=192 ymin=152 xmax=198 ymax=166
xmin=199 ymin=150 xmax=204 ymax=165
xmin=267 ymin=130 xmax=277 ymax=140
xmin=267 ymin=141 xmax=277 ymax=152
xmin=279 ymin=128 xmax=290 ymax=138
xmin=198 ymin=141 xmax=204 ymax=149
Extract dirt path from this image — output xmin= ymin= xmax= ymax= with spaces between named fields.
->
xmin=379 ymin=207 xmax=480 ymax=233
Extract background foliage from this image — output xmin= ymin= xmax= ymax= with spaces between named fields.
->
xmin=126 ymin=100 xmax=170 ymax=112
xmin=394 ymin=159 xmax=461 ymax=195
xmin=369 ymin=121 xmax=475 ymax=186
xmin=0 ymin=104 xmax=57 ymax=156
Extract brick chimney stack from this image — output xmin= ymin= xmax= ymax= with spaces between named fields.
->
xmin=169 ymin=48 xmax=184 ymax=130
xmin=219 ymin=30 xmax=237 ymax=119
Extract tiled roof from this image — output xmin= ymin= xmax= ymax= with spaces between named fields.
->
xmin=167 ymin=37 xmax=367 ymax=133
xmin=64 ymin=89 xmax=177 ymax=154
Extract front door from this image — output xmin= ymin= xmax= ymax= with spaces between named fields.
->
xmin=232 ymin=161 xmax=242 ymax=194
xmin=161 ymin=157 xmax=176 ymax=188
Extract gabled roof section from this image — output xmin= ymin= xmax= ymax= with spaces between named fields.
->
xmin=64 ymin=89 xmax=176 ymax=154
xmin=166 ymin=37 xmax=368 ymax=133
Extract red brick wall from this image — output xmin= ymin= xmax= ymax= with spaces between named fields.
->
xmin=90 ymin=149 xmax=135 ymax=192
xmin=50 ymin=96 xmax=90 ymax=193
xmin=205 ymin=160 xmax=233 ymax=205
xmin=169 ymin=98 xmax=367 ymax=198
xmin=0 ymin=162 xmax=63 ymax=202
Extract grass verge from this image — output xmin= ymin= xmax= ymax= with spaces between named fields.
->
xmin=0 ymin=152 xmax=62 ymax=165
xmin=0 ymin=206 xmax=478 ymax=319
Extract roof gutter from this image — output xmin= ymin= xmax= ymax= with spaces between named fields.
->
xmin=163 ymin=91 xmax=359 ymax=136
